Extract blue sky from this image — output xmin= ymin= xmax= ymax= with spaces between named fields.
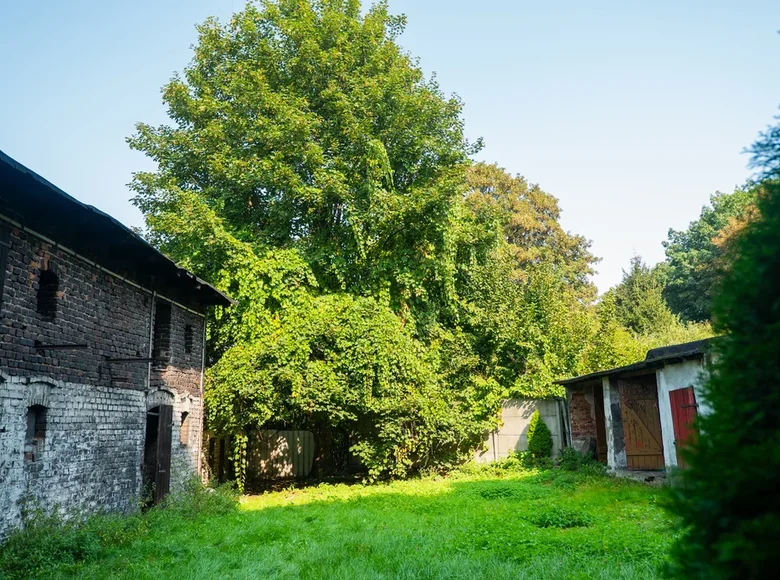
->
xmin=1 ymin=0 xmax=779 ymax=292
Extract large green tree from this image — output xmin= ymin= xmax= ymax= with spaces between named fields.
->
xmin=130 ymin=0 xmax=478 ymax=332
xmin=663 ymin=183 xmax=759 ymax=322
xmin=606 ymin=256 xmax=678 ymax=335
xmin=464 ymin=163 xmax=598 ymax=301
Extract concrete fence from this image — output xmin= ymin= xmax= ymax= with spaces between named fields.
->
xmin=475 ymin=399 xmax=566 ymax=463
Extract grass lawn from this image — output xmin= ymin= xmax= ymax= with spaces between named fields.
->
xmin=15 ymin=468 xmax=677 ymax=579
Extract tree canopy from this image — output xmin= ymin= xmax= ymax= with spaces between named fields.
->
xmin=663 ymin=183 xmax=760 ymax=323
xmin=129 ymin=0 xmax=478 ymax=333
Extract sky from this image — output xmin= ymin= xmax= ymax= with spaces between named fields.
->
xmin=1 ymin=0 xmax=779 ymax=292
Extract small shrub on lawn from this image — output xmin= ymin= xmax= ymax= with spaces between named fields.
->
xmin=529 ymin=505 xmax=593 ymax=529
xmin=156 ymin=477 xmax=240 ymax=518
xmin=527 ymin=411 xmax=553 ymax=460
xmin=557 ymin=447 xmax=607 ymax=475
xmin=491 ymin=450 xmax=554 ymax=471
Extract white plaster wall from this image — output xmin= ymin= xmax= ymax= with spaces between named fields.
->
xmin=656 ymin=359 xmax=708 ymax=468
xmin=602 ymin=377 xmax=627 ymax=470
xmin=475 ymin=399 xmax=562 ymax=463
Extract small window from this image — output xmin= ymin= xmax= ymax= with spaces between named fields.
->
xmin=37 ymin=269 xmax=59 ymax=321
xmin=152 ymin=301 xmax=172 ymax=362
xmin=180 ymin=411 xmax=190 ymax=446
xmin=25 ymin=405 xmax=47 ymax=462
xmin=184 ymin=324 xmax=194 ymax=354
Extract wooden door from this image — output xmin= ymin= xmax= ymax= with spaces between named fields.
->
xmin=669 ymin=387 xmax=698 ymax=469
xmin=618 ymin=376 xmax=665 ymax=470
xmin=154 ymin=404 xmax=173 ymax=504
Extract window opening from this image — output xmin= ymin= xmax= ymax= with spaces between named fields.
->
xmin=25 ymin=405 xmax=47 ymax=462
xmin=37 ymin=269 xmax=59 ymax=321
xmin=184 ymin=324 xmax=194 ymax=354
xmin=180 ymin=411 xmax=190 ymax=445
xmin=152 ymin=301 xmax=172 ymax=362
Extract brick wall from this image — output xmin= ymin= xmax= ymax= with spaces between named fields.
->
xmin=0 ymin=224 xmax=206 ymax=538
xmin=567 ymin=385 xmax=597 ymax=455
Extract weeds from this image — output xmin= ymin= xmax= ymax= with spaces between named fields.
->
xmin=0 ymin=480 xmax=238 ymax=579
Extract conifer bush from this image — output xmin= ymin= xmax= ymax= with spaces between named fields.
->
xmin=526 ymin=411 xmax=553 ymax=460
xmin=668 ymin=171 xmax=780 ymax=576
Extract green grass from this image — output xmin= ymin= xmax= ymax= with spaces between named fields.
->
xmin=6 ymin=469 xmax=677 ymax=579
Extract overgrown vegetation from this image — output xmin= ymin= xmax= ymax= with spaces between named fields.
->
xmin=8 ymin=468 xmax=674 ymax=579
xmin=129 ymin=0 xmax=713 ymax=483
xmin=0 ymin=480 xmax=239 ymax=579
xmin=666 ymin=117 xmax=780 ymax=578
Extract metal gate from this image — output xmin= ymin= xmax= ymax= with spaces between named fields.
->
xmin=618 ymin=376 xmax=665 ymax=470
xmin=669 ymin=387 xmax=698 ymax=469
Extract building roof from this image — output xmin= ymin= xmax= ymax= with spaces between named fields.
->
xmin=555 ymin=338 xmax=713 ymax=387
xmin=0 ymin=150 xmax=232 ymax=307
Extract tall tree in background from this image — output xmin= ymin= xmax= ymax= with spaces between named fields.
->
xmin=668 ymin=115 xmax=780 ymax=578
xmin=129 ymin=0 xmax=478 ymax=332
xmin=464 ymin=163 xmax=597 ymax=302
xmin=606 ymin=256 xmax=677 ymax=335
xmin=663 ymin=184 xmax=759 ymax=322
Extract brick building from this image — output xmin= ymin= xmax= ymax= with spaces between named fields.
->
xmin=0 ymin=151 xmax=231 ymax=537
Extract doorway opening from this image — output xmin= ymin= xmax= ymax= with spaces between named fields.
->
xmin=143 ymin=404 xmax=173 ymax=507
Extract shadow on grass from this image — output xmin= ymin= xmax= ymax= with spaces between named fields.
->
xmin=46 ymin=472 xmax=674 ymax=580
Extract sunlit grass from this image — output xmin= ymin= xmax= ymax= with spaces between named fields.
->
xmin=39 ymin=468 xmax=676 ymax=579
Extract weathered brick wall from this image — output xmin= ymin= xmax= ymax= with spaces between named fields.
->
xmin=0 ymin=374 xmax=146 ymax=537
xmin=567 ymin=385 xmax=597 ymax=455
xmin=0 ymin=225 xmax=206 ymax=538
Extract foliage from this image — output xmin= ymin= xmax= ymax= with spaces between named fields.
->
xmin=207 ymin=294 xmax=496 ymax=484
xmin=582 ymin=267 xmax=714 ymax=375
xmin=528 ymin=504 xmax=593 ymax=529
xmin=464 ymin=162 xmax=598 ymax=301
xmin=667 ymin=128 xmax=780 ymax=578
xmin=663 ymin=183 xmax=760 ymax=323
xmin=556 ymin=447 xmax=607 ymax=475
xmin=606 ymin=256 xmax=678 ymax=335
xmin=0 ymin=482 xmax=238 ymax=579
xmin=126 ymin=0 xmax=615 ymax=485
xmin=129 ymin=0 xmax=478 ymax=331
xmin=157 ymin=477 xmax=241 ymax=518
xmin=526 ymin=411 xmax=553 ymax=459
xmin=30 ymin=470 xmax=674 ymax=579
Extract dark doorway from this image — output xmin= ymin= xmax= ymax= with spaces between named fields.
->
xmin=143 ymin=404 xmax=173 ymax=506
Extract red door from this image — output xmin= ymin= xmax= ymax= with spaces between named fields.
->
xmin=669 ymin=387 xmax=698 ymax=469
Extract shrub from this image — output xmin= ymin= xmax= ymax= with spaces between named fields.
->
xmin=527 ymin=411 xmax=553 ymax=459
xmin=156 ymin=477 xmax=240 ymax=518
xmin=557 ymin=447 xmax=584 ymax=471
xmin=0 ymin=506 xmax=144 ymax=579
xmin=666 ymin=164 xmax=780 ymax=573
xmin=529 ymin=505 xmax=593 ymax=529
xmin=556 ymin=447 xmax=607 ymax=475
xmin=0 ymin=481 xmax=238 ymax=579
